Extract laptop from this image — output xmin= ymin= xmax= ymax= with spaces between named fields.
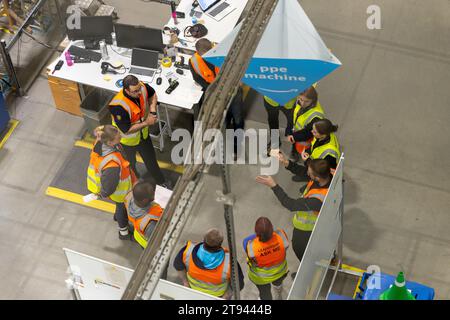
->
xmin=198 ymin=0 xmax=236 ymax=21
xmin=129 ymin=48 xmax=159 ymax=79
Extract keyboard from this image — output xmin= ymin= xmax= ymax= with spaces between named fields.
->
xmin=209 ymin=2 xmax=230 ymax=17
xmin=129 ymin=67 xmax=155 ymax=78
xmin=68 ymin=45 xmax=102 ymax=62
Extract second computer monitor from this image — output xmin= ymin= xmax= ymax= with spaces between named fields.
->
xmin=114 ymin=23 xmax=164 ymax=53
xmin=67 ymin=16 xmax=113 ymax=44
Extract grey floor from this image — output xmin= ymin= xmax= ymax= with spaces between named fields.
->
xmin=0 ymin=0 xmax=449 ymax=299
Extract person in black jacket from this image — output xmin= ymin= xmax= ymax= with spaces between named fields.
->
xmin=256 ymin=159 xmax=332 ymax=277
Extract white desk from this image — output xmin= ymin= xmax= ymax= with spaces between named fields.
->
xmin=47 ymin=41 xmax=204 ymax=111
xmin=163 ymin=0 xmax=248 ymax=52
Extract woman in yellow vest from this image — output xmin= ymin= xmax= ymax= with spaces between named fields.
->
xmin=301 ymin=118 xmax=341 ymax=170
xmin=256 ymin=159 xmax=332 ymax=278
xmin=87 ymin=125 xmax=136 ymax=240
xmin=243 ymin=217 xmax=289 ymax=300
xmin=286 ymin=86 xmax=325 ymax=159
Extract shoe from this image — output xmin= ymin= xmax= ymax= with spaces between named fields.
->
xmin=290 ymin=272 xmax=297 ymax=280
xmin=118 ymin=232 xmax=130 ymax=241
xmin=273 ymin=284 xmax=283 ymax=300
xmin=292 ymin=174 xmax=309 ymax=182
xmin=160 ymin=181 xmax=173 ymax=190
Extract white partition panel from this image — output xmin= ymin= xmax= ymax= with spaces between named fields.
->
xmin=287 ymin=155 xmax=344 ymax=300
xmin=63 ymin=248 xmax=221 ymax=300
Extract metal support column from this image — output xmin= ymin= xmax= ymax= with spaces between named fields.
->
xmin=217 ymin=124 xmax=240 ymax=300
xmin=0 ymin=40 xmax=23 ymax=96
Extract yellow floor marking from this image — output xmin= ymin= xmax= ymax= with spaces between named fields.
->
xmin=46 ymin=187 xmax=115 ymax=214
xmin=0 ymin=119 xmax=19 ymax=149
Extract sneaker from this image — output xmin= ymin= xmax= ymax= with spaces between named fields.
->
xmin=273 ymin=284 xmax=283 ymax=300
xmin=118 ymin=231 xmax=130 ymax=241
xmin=160 ymin=181 xmax=173 ymax=190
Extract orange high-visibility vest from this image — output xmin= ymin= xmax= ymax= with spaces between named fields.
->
xmin=125 ymin=197 xmax=162 ymax=237
xmin=86 ymin=143 xmax=132 ymax=203
xmin=109 ymin=83 xmax=150 ymax=146
xmin=245 ymin=229 xmax=289 ymax=285
xmin=292 ymin=180 xmax=329 ymax=231
xmin=182 ymin=241 xmax=231 ymax=297
xmin=190 ymin=52 xmax=220 ymax=84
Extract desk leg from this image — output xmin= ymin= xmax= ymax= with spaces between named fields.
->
xmin=78 ymin=83 xmax=86 ymax=100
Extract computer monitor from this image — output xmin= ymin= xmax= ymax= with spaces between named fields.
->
xmin=198 ymin=0 xmax=220 ymax=11
xmin=132 ymin=48 xmax=159 ymax=69
xmin=67 ymin=16 xmax=113 ymax=46
xmin=114 ymin=23 xmax=164 ymax=53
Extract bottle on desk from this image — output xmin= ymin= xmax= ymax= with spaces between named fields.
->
xmin=100 ymin=40 xmax=109 ymax=61
xmin=64 ymin=51 xmax=73 ymax=66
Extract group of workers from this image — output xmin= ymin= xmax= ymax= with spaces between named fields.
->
xmin=84 ymin=36 xmax=342 ymax=300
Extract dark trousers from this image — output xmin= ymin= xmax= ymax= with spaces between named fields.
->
xmin=122 ymin=136 xmax=165 ymax=185
xmin=114 ymin=202 xmax=128 ymax=229
xmin=292 ymin=228 xmax=312 ymax=262
xmin=225 ymin=88 xmax=245 ymax=153
xmin=255 ymin=273 xmax=287 ymax=300
xmin=263 ymin=100 xmax=294 ymax=136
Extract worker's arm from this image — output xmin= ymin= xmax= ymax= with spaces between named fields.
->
xmin=285 ymin=160 xmax=308 ymax=176
xmin=143 ymin=221 xmax=157 ymax=240
xmin=110 ymin=105 xmax=154 ymax=135
xmin=271 ymin=184 xmax=323 ymax=212
xmin=144 ymin=84 xmax=158 ymax=114
xmin=292 ymin=118 xmax=320 ymax=142
xmin=99 ymin=165 xmax=120 ymax=198
xmin=173 ymin=245 xmax=190 ymax=287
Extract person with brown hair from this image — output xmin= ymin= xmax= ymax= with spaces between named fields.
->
xmin=87 ymin=125 xmax=137 ymax=240
xmin=301 ymin=118 xmax=341 ymax=169
xmin=189 ymin=38 xmax=220 ymax=90
xmin=173 ymin=228 xmax=245 ymax=299
xmin=286 ymin=86 xmax=325 ymax=162
xmin=243 ymin=217 xmax=289 ymax=300
xmin=256 ymin=159 xmax=333 ymax=278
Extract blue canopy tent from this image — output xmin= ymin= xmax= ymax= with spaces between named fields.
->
xmin=203 ymin=0 xmax=342 ymax=105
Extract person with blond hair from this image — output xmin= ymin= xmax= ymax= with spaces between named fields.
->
xmin=87 ymin=125 xmax=136 ymax=240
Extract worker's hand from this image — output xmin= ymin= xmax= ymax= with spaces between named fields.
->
xmin=145 ymin=114 xmax=157 ymax=126
xmin=301 ymin=150 xmax=310 ymax=161
xmin=256 ymin=175 xmax=277 ymax=188
xmin=287 ymin=135 xmax=295 ymax=144
xmin=278 ymin=151 xmax=289 ymax=167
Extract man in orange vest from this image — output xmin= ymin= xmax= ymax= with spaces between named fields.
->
xmin=124 ymin=181 xmax=163 ymax=248
xmin=243 ymin=217 xmax=289 ymax=300
xmin=256 ymin=159 xmax=332 ymax=279
xmin=109 ymin=75 xmax=168 ymax=187
xmin=190 ymin=39 xmax=244 ymax=157
xmin=173 ymin=228 xmax=244 ymax=299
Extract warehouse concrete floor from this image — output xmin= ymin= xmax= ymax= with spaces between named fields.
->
xmin=0 ymin=0 xmax=449 ymax=299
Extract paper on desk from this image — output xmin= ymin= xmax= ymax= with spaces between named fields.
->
xmin=83 ymin=193 xmax=99 ymax=203
xmin=155 ymin=185 xmax=173 ymax=209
